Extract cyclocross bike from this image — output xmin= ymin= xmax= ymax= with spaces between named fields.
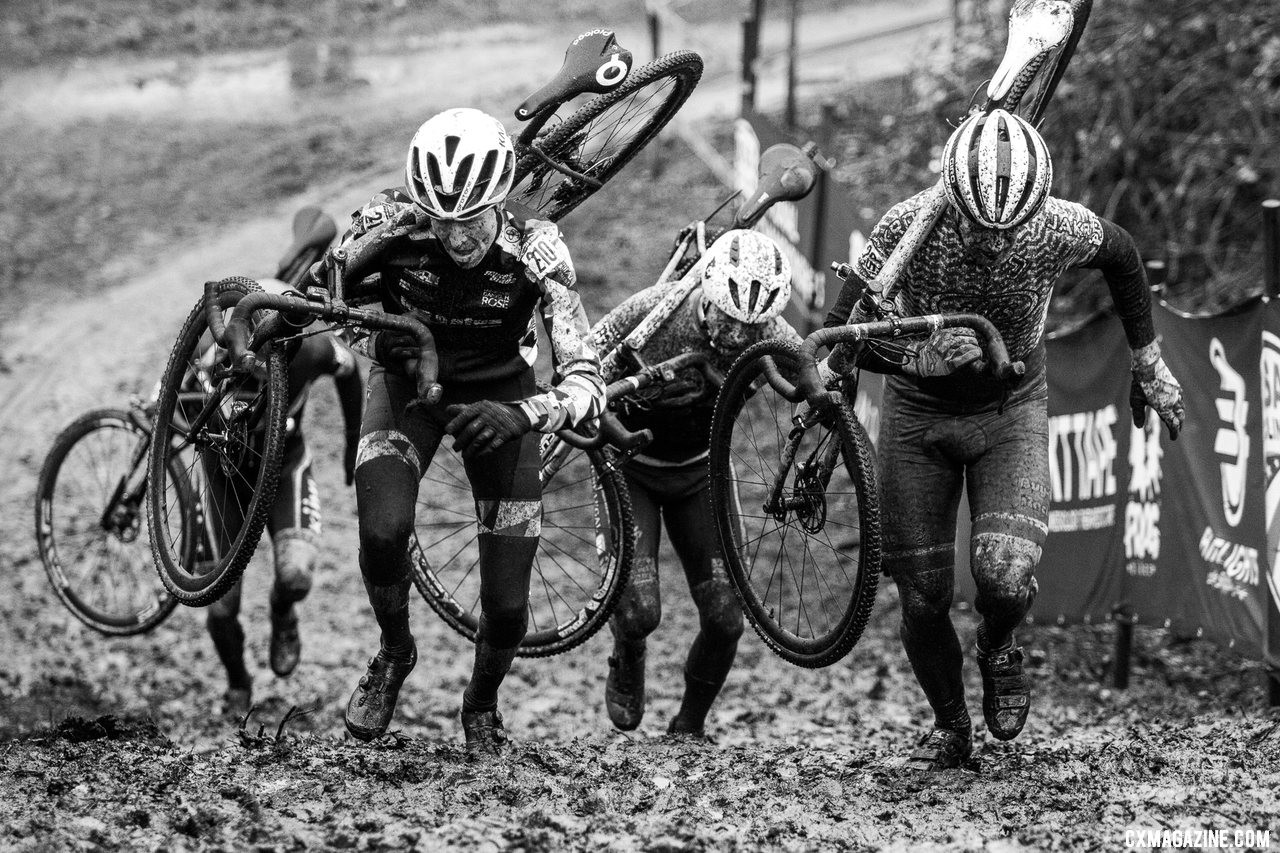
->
xmin=707 ymin=0 xmax=1093 ymax=668
xmin=143 ymin=31 xmax=705 ymax=660
xmin=33 ymin=206 xmax=337 ymax=635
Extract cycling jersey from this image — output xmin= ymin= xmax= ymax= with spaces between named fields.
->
xmin=590 ymin=278 xmax=802 ymax=464
xmin=343 ymin=190 xmax=604 ymax=432
xmin=825 ymin=192 xmax=1156 ymax=406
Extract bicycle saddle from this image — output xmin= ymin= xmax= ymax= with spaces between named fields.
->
xmin=733 ymin=143 xmax=819 ymax=228
xmin=276 ymin=206 xmax=337 ymax=278
xmin=515 ymin=29 xmax=634 ymax=122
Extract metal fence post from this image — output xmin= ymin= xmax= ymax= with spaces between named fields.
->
xmin=1112 ymin=604 xmax=1135 ymax=690
xmin=1263 ymin=199 xmax=1280 ymax=298
xmin=646 ymin=0 xmax=661 ymax=60
xmin=785 ymin=0 xmax=800 ymax=128
xmin=741 ymin=0 xmax=765 ymax=115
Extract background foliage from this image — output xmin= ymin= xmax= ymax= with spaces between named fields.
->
xmin=810 ymin=0 xmax=1280 ymax=316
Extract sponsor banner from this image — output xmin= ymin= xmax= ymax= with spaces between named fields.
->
xmin=1261 ymin=300 xmax=1280 ymax=668
xmin=953 ymin=301 xmax=1270 ymax=659
xmin=1153 ymin=299 xmax=1266 ymax=657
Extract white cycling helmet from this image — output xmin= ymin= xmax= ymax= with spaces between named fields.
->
xmin=404 ymin=108 xmax=516 ymax=220
xmin=941 ymin=108 xmax=1052 ymax=230
xmin=701 ymin=230 xmax=792 ymax=323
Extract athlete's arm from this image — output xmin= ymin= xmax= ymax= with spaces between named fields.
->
xmin=589 ymin=284 xmax=668 ymax=382
xmin=819 ymin=203 xmax=919 ymax=376
xmin=1079 ymin=217 xmax=1155 ymax=349
xmin=518 ymin=229 xmax=607 ymax=431
xmin=1080 ymin=215 xmax=1183 ymax=438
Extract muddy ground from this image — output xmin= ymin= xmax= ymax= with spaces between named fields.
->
xmin=2 ymin=4 xmax=1279 ymax=852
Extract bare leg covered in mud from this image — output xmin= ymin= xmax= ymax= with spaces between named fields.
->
xmin=606 ymin=460 xmax=744 ymax=736
xmin=879 ymin=376 xmax=1049 ymax=769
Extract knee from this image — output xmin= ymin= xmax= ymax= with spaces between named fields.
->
xmin=614 ymin=558 xmax=662 ymax=639
xmin=273 ymin=529 xmax=318 ymax=601
xmin=894 ymin=565 xmax=956 ymax=626
xmin=358 ymin=512 xmax=414 ymax=582
xmin=480 ymin=605 xmax=529 ymax=649
xmin=691 ymin=563 xmax=743 ymax=642
xmin=971 ymin=532 xmax=1041 ymax=613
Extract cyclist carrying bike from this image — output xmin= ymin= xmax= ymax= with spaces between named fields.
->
xmin=822 ymin=109 xmax=1185 ymax=769
xmin=590 ymin=229 xmax=802 ymax=735
xmin=330 ymin=108 xmax=605 ymax=755
xmin=204 ymin=310 xmax=363 ymax=716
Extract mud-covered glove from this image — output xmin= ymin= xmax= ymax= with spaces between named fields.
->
xmin=903 ymin=328 xmax=987 ymax=378
xmin=1129 ymin=341 xmax=1185 ymax=440
xmin=370 ymin=330 xmax=420 ymax=377
xmin=445 ymin=401 xmax=532 ymax=459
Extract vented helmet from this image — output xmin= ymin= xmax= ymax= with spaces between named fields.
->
xmin=405 ymin=108 xmax=516 ymax=220
xmin=941 ymin=108 xmax=1052 ymax=230
xmin=701 ymin=230 xmax=792 ymax=324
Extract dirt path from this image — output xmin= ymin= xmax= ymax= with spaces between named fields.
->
xmin=2 ymin=11 xmax=1278 ymax=853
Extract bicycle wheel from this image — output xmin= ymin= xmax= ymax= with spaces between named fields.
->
xmin=35 ymin=408 xmax=182 ymax=635
xmin=510 ymin=50 xmax=703 ymax=222
xmin=147 ymin=278 xmax=288 ymax=607
xmin=409 ymin=436 xmax=633 ymax=657
xmin=709 ymin=339 xmax=881 ymax=668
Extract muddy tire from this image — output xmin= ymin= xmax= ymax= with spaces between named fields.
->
xmin=147 ymin=279 xmax=287 ymax=607
xmin=35 ymin=408 xmax=181 ymax=635
xmin=709 ymin=339 xmax=881 ymax=668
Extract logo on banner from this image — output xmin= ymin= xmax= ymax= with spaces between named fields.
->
xmin=1047 ymin=404 xmax=1119 ymax=533
xmin=1200 ymin=526 xmax=1259 ymax=600
xmin=1262 ymin=331 xmax=1280 ymax=614
xmin=1210 ymin=337 xmax=1249 ymax=527
xmin=1124 ymin=418 xmax=1162 ymax=577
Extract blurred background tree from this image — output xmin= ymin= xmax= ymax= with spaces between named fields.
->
xmin=818 ymin=0 xmax=1279 ymax=316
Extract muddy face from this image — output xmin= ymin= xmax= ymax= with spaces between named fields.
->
xmin=701 ymin=301 xmax=763 ymax=358
xmin=955 ymin=212 xmax=1017 ymax=266
xmin=430 ymin=208 xmax=499 ymax=268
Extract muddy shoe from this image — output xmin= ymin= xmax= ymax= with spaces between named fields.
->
xmin=605 ymin=643 xmax=646 ymax=731
xmin=977 ymin=640 xmax=1030 ymax=741
xmin=666 ymin=715 xmax=703 ymax=736
xmin=222 ymin=686 xmax=253 ymax=719
xmin=905 ymin=728 xmax=972 ymax=771
xmin=344 ymin=642 xmax=417 ymax=742
xmin=461 ymin=709 xmax=508 ymax=759
xmin=269 ymin=607 xmax=302 ymax=678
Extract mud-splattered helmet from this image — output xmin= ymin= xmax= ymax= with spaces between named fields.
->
xmin=701 ymin=229 xmax=792 ymax=324
xmin=941 ymin=108 xmax=1052 ymax=230
xmin=405 ymin=108 xmax=516 ymax=220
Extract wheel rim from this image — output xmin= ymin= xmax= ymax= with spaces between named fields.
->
xmin=720 ymin=355 xmax=865 ymax=652
xmin=43 ymin=419 xmax=173 ymax=627
xmin=412 ymin=441 xmax=619 ymax=647
xmin=511 ymin=72 xmax=687 ymax=217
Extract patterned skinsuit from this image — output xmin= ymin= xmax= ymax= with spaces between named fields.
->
xmin=824 ymin=191 xmax=1158 ymax=740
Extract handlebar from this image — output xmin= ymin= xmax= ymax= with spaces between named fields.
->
xmin=554 ymin=351 xmax=722 ymax=452
xmin=795 ymin=314 xmax=1026 ymax=406
xmin=205 ymin=268 xmax=444 ymax=407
